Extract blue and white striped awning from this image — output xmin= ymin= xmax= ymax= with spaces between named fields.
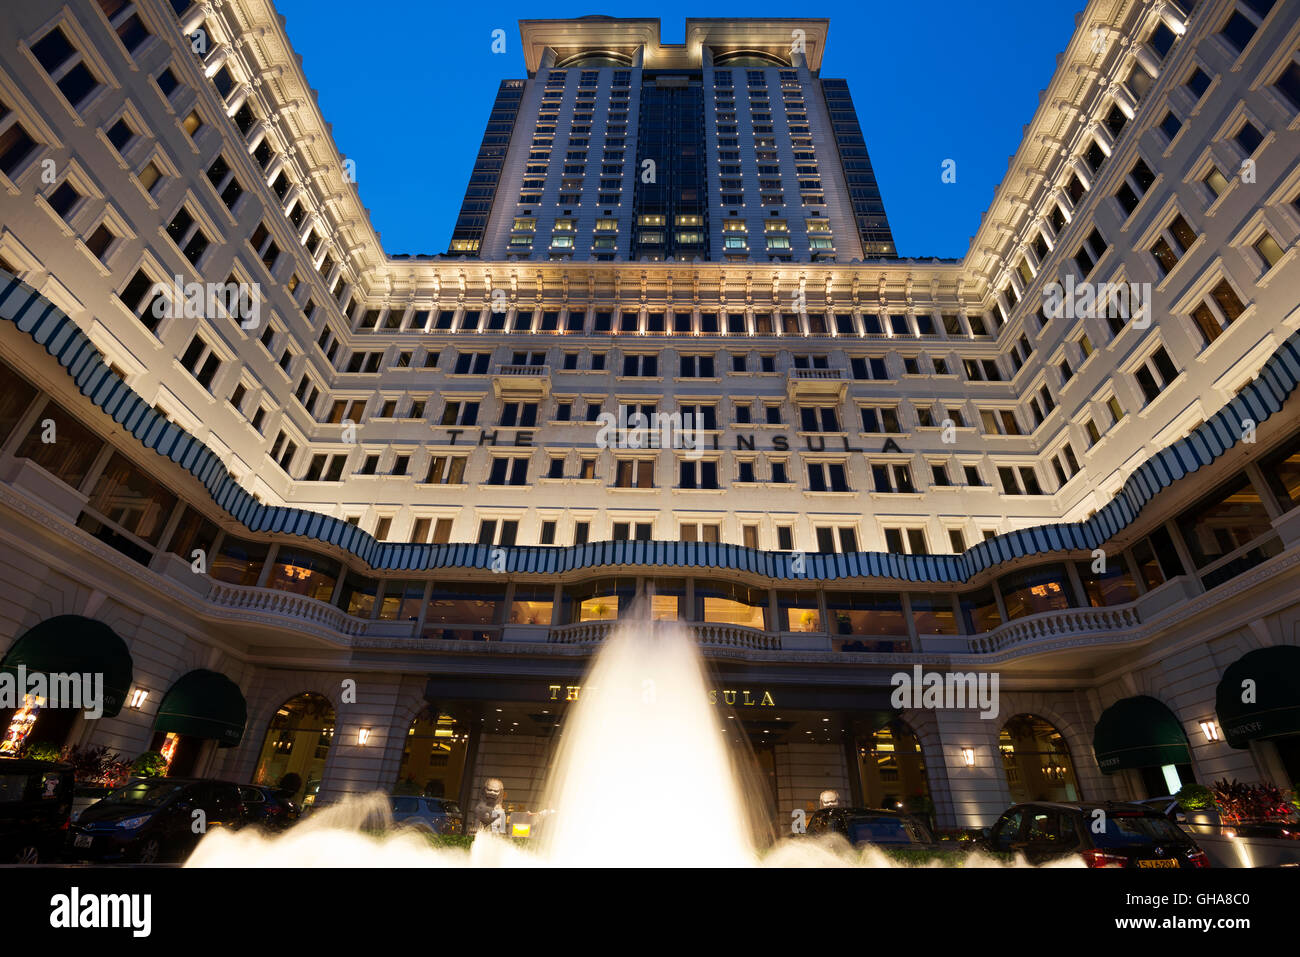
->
xmin=3 ymin=269 xmax=1296 ymax=583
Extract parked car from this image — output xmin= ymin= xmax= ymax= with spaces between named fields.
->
xmin=238 ymin=785 xmax=300 ymax=831
xmin=983 ymin=801 xmax=1211 ymax=867
xmin=803 ymin=806 xmax=938 ymax=848
xmin=71 ymin=784 xmax=114 ymax=823
xmin=67 ymin=777 xmax=245 ymax=863
xmin=389 ymin=795 xmax=463 ymax=835
xmin=0 ymin=757 xmax=74 ymax=863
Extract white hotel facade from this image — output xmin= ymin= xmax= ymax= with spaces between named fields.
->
xmin=0 ymin=0 xmax=1299 ymax=828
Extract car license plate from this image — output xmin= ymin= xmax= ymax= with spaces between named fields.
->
xmin=73 ymin=834 xmax=93 ymax=848
xmin=1137 ymin=858 xmax=1179 ymax=868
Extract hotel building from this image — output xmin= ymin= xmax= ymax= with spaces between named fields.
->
xmin=1 ymin=0 xmax=1299 ymax=829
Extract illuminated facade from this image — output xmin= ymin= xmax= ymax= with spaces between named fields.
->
xmin=0 ymin=1 xmax=1299 ymax=826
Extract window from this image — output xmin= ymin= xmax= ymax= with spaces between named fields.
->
xmin=859 ymin=407 xmax=900 ymax=433
xmin=486 ymin=457 xmax=529 ymax=486
xmin=31 ymin=27 xmax=101 ymax=109
xmin=1253 ymin=232 xmax=1284 ymax=270
xmin=1190 ymin=279 xmax=1246 ymax=346
xmin=1135 ymin=346 xmax=1180 ymax=403
xmin=614 ymin=459 xmax=654 ymax=489
xmin=622 ymin=354 xmax=658 ymax=377
xmin=117 ymin=268 xmax=168 ymax=332
xmin=1218 ymin=2 xmax=1272 ymax=55
xmin=440 ymin=400 xmax=480 ymax=426
xmin=883 ymin=527 xmax=929 ymax=555
xmin=871 ymin=463 xmax=915 ymax=494
xmin=800 ymin=406 xmax=841 ymax=432
xmin=1233 ymin=120 xmax=1264 ymax=157
xmin=206 ymin=155 xmax=243 ymax=210
xmin=165 ymin=205 xmax=211 ymax=265
xmin=680 ymin=354 xmax=715 ymax=378
xmin=806 ymin=461 xmax=850 ymax=492
xmin=678 ymin=460 xmax=719 ymax=490
xmin=1149 ymin=214 xmax=1197 ymax=277
xmin=1114 ymin=158 xmax=1155 ymax=217
xmin=498 ymin=402 xmax=538 ymax=428
xmin=179 ymin=335 xmax=221 ymax=390
xmin=453 ymin=352 xmax=491 ymax=375
xmin=980 ymin=409 xmax=1022 ymax=436
xmin=423 ymin=455 xmax=467 ymax=485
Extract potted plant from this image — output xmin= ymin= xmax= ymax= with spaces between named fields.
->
xmin=131 ymin=751 xmax=168 ymax=778
xmin=1175 ymin=783 xmax=1219 ymax=826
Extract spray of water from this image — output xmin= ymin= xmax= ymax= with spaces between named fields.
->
xmin=186 ymin=622 xmax=1078 ymax=868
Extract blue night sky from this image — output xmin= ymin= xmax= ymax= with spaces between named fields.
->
xmin=274 ymin=1 xmax=1086 ymax=259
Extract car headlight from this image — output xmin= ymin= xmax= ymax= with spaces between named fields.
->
xmin=114 ymin=814 xmax=153 ymax=830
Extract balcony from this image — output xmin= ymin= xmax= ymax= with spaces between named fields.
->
xmin=965 ymin=604 xmax=1141 ymax=656
xmin=548 ymin=620 xmax=781 ymax=651
xmin=787 ymin=366 xmax=847 ymax=401
xmin=492 ymin=363 xmax=551 ymax=399
xmin=205 ymin=580 xmax=373 ymax=638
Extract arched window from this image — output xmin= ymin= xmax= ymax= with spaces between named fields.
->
xmin=1001 ymin=714 xmax=1081 ymax=803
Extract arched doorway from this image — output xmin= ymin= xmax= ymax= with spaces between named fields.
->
xmin=856 ymin=719 xmax=931 ymax=821
xmin=1093 ymin=695 xmax=1193 ymax=798
xmin=0 ymin=616 xmax=132 ymax=756
xmin=1000 ymin=714 xmax=1081 ymax=803
xmin=394 ymin=708 xmax=470 ymax=800
xmin=151 ymin=669 xmax=247 ymax=778
xmin=1216 ymin=645 xmax=1300 ymax=789
xmin=252 ymin=693 xmax=335 ymax=805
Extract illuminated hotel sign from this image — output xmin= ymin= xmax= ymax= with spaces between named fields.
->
xmin=548 ymin=685 xmax=775 ymax=706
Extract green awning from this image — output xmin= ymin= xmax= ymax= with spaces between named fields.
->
xmin=1 ymin=615 xmax=132 ymax=718
xmin=154 ymin=670 xmax=246 ymax=748
xmin=1216 ymin=646 xmax=1300 ymax=749
xmin=1093 ymin=695 xmax=1190 ymax=773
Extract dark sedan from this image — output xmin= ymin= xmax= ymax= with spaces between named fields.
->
xmin=239 ymin=785 xmax=300 ymax=831
xmin=0 ymin=758 xmax=74 ymax=863
xmin=804 ymin=806 xmax=938 ymax=848
xmin=983 ymin=801 xmax=1211 ymax=867
xmin=67 ymin=777 xmax=245 ymax=863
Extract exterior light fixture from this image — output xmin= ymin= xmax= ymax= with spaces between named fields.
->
xmin=961 ymin=747 xmax=976 ymax=767
xmin=1200 ymin=720 xmax=1220 ymax=742
xmin=357 ymin=727 xmax=371 ymax=746
xmin=129 ymin=689 xmax=149 ymax=710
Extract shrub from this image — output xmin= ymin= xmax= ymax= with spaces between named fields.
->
xmin=1210 ymin=778 xmax=1295 ymax=824
xmin=130 ymin=751 xmax=168 ymax=778
xmin=23 ymin=742 xmax=62 ymax=762
xmin=1175 ymin=783 xmax=1216 ymax=811
xmin=60 ymin=745 xmax=130 ymax=787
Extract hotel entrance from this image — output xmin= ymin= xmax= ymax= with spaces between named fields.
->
xmin=852 ymin=717 xmax=932 ymax=824
xmin=394 ymin=708 xmax=471 ymax=801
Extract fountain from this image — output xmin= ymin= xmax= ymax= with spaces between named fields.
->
xmin=186 ymin=620 xmax=1068 ymax=867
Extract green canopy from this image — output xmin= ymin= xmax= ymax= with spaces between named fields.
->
xmin=154 ymin=669 xmax=247 ymax=748
xmin=1093 ymin=695 xmax=1190 ymax=773
xmin=1216 ymin=646 xmax=1300 ymax=749
xmin=1 ymin=615 xmax=132 ymax=718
